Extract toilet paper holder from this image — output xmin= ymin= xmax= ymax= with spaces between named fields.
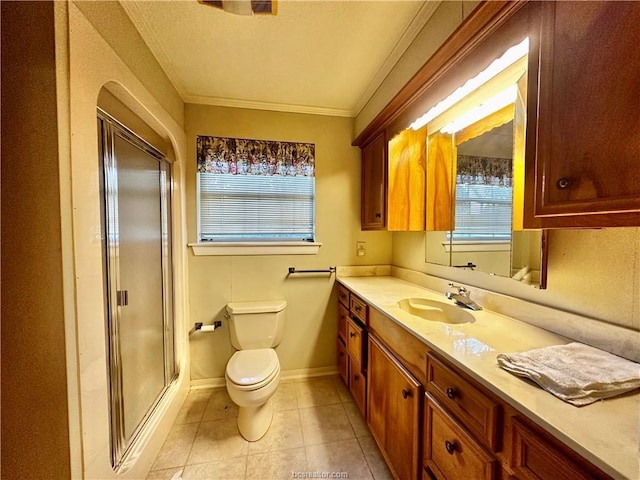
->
xmin=194 ymin=320 xmax=222 ymax=332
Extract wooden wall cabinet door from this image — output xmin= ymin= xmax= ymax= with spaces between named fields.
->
xmin=361 ymin=132 xmax=387 ymax=230
xmin=525 ymin=1 xmax=640 ymax=227
xmin=368 ymin=335 xmax=422 ymax=480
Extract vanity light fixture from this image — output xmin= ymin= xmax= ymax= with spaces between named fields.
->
xmin=440 ymin=85 xmax=517 ymax=134
xmin=409 ymin=37 xmax=529 ymax=131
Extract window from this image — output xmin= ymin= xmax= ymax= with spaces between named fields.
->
xmin=451 ymin=183 xmax=513 ymax=241
xmin=450 ymin=151 xmax=513 ymax=242
xmin=196 ymin=135 xmax=315 ymax=243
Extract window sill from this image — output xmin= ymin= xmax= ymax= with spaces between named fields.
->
xmin=443 ymin=240 xmax=510 ymax=253
xmin=188 ymin=242 xmax=322 ymax=256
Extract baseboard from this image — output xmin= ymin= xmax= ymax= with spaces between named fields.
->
xmin=190 ymin=365 xmax=338 ymax=390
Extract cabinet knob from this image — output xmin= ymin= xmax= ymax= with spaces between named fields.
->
xmin=446 ymin=387 xmax=458 ymax=399
xmin=353 ymin=374 xmax=359 ymax=382
xmin=354 ymin=305 xmax=362 ymax=312
xmin=350 ymin=332 xmax=356 ymax=338
xmin=375 ymin=213 xmax=381 ymax=218
xmin=401 ymin=388 xmax=412 ymax=399
xmin=445 ymin=440 xmax=457 ymax=455
xmin=556 ymin=177 xmax=571 ymax=190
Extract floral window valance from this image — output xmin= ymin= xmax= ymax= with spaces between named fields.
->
xmin=456 ymin=155 xmax=512 ymax=187
xmin=197 ymin=135 xmax=315 ymax=177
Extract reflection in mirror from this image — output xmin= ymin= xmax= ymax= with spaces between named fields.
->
xmin=418 ymin=37 xmax=546 ymax=288
xmin=449 ymin=121 xmax=514 ymax=277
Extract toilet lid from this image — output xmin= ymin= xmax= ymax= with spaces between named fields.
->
xmin=226 ymin=349 xmax=279 ymax=386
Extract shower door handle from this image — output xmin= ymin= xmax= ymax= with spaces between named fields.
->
xmin=117 ymin=290 xmax=129 ymax=306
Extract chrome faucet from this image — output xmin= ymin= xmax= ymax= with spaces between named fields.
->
xmin=445 ymin=282 xmax=483 ymax=311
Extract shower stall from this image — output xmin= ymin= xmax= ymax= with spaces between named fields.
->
xmin=98 ymin=110 xmax=177 ymax=470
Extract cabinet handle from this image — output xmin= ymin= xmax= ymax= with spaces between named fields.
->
xmin=401 ymin=389 xmax=412 ymax=399
xmin=353 ymin=374 xmax=359 ymax=382
xmin=556 ymin=177 xmax=571 ymax=190
xmin=446 ymin=387 xmax=458 ymax=399
xmin=445 ymin=440 xmax=457 ymax=455
xmin=350 ymin=332 xmax=356 ymax=338
xmin=375 ymin=213 xmax=381 ymax=218
xmin=354 ymin=305 xmax=362 ymax=312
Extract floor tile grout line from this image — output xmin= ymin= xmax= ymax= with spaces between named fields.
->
xmin=149 ymin=378 xmax=389 ymax=479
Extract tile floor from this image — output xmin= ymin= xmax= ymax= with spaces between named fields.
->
xmin=147 ymin=375 xmax=392 ymax=480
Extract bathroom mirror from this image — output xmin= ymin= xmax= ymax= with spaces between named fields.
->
xmin=417 ymin=47 xmax=547 ymax=288
xmin=424 ymin=117 xmax=545 ymax=287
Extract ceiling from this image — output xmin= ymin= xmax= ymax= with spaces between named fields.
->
xmin=121 ymin=0 xmax=441 ymax=117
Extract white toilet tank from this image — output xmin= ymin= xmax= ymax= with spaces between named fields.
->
xmin=226 ymin=300 xmax=286 ymax=350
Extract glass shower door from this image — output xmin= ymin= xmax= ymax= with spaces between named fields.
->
xmin=99 ymin=112 xmax=175 ymax=469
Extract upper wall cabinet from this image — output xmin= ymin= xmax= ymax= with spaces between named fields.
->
xmin=361 ymin=129 xmax=428 ymax=231
xmin=524 ymin=1 xmax=640 ymax=228
xmin=355 ymin=1 xmax=640 ymax=230
xmin=361 ymin=132 xmax=387 ymax=230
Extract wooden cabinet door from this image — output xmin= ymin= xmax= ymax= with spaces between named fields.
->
xmin=337 ymin=339 xmax=349 ymax=386
xmin=337 ymin=304 xmax=349 ymax=344
xmin=368 ymin=335 xmax=422 ymax=480
xmin=526 ymin=1 xmax=640 ymax=227
xmin=424 ymin=395 xmax=496 ymax=480
xmin=346 ymin=317 xmax=364 ymax=366
xmin=361 ymin=132 xmax=387 ymax=230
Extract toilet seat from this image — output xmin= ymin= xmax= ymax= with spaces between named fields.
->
xmin=226 ymin=349 xmax=279 ymax=391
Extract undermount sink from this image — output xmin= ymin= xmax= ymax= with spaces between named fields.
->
xmin=397 ymin=298 xmax=475 ymax=324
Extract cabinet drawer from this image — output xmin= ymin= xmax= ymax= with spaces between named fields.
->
xmin=425 ymin=394 xmax=496 ymax=480
xmin=350 ymin=295 xmax=368 ymax=325
xmin=337 ymin=339 xmax=349 ymax=386
xmin=349 ymin=357 xmax=366 ymax=416
xmin=338 ymin=304 xmax=349 ymax=343
xmin=338 ymin=284 xmax=350 ymax=308
xmin=511 ymin=417 xmax=611 ymax=480
xmin=346 ymin=316 xmax=364 ymax=365
xmin=426 ymin=353 xmax=500 ymax=451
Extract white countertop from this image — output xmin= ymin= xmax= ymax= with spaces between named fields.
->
xmin=337 ymin=275 xmax=640 ymax=480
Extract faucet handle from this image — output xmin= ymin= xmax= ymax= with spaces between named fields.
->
xmin=447 ymin=282 xmax=467 ymax=296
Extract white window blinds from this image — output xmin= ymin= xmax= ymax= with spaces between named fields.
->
xmin=451 ymin=183 xmax=512 ymax=240
xmin=198 ymin=173 xmax=315 ymax=242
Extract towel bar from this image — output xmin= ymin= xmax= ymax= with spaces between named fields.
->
xmin=288 ymin=266 xmax=336 ymax=274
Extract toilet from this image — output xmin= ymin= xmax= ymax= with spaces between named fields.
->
xmin=225 ymin=300 xmax=286 ymax=441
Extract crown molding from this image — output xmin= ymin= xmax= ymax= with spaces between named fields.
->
xmin=184 ymin=94 xmax=354 ymax=117
xmin=121 ymin=0 xmax=432 ymax=118
xmin=351 ymin=0 xmax=442 ymax=117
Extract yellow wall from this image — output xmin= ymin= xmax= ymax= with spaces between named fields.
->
xmin=1 ymin=3 xmax=71 ymax=478
xmin=55 ymin=3 xmax=191 ymax=478
xmin=73 ymin=1 xmax=184 ymax=128
xmin=185 ymin=104 xmax=392 ymax=380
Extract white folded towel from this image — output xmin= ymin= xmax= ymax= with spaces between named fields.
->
xmin=497 ymin=342 xmax=640 ymax=406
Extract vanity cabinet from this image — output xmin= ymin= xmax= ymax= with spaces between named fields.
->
xmin=335 ymin=284 xmax=614 ymax=480
xmin=361 ymin=132 xmax=387 ymax=230
xmin=424 ymin=395 xmax=497 ymax=480
xmin=525 ymin=1 xmax=640 ymax=228
xmin=336 ymin=284 xmax=367 ymax=416
xmin=368 ymin=335 xmax=422 ymax=480
xmin=509 ymin=416 xmax=611 ymax=480
xmin=426 ymin=353 xmax=500 ymax=452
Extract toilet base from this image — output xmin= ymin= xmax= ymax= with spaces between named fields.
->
xmin=237 ymin=397 xmax=274 ymax=441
